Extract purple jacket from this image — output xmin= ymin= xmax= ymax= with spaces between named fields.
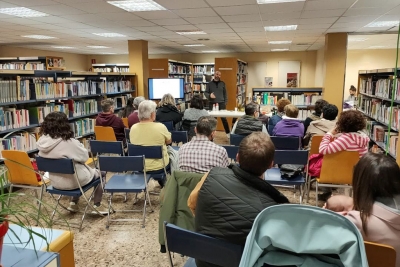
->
xmin=272 ymin=119 xmax=304 ymax=138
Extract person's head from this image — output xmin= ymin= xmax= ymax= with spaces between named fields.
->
xmin=276 ymin=98 xmax=291 ymax=113
xmin=39 ymin=112 xmax=74 ymax=140
xmin=190 ymin=95 xmax=204 ymax=110
xmin=133 ymin=96 xmax=145 ymax=110
xmin=214 ymin=71 xmax=221 ymax=81
xmin=138 ymin=100 xmax=157 ymax=122
xmin=127 ymin=97 xmax=134 ymax=107
xmin=336 ymin=110 xmax=366 ymax=133
xmin=101 ymin=99 xmax=114 ymax=113
xmin=159 ymin=93 xmax=175 ymax=107
xmin=237 ymin=132 xmax=275 ymax=177
xmin=314 ymin=99 xmax=329 ymax=115
xmin=284 ymin=104 xmax=299 ymax=118
xmin=195 ymin=116 xmax=217 ymax=140
xmin=353 ymin=153 xmax=400 ymax=234
xmin=349 ymin=85 xmax=357 ymax=96
xmin=322 ymin=104 xmax=338 ymax=121
xmin=245 ymin=102 xmax=259 ymax=117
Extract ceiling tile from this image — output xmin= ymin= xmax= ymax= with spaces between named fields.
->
xmin=118 ymin=20 xmax=157 ymax=27
xmin=172 ymin=8 xmax=218 ymax=18
xmin=351 ymin=0 xmax=400 ymax=8
xmin=304 ymin=0 xmax=357 ymax=10
xmin=131 ymin=26 xmax=167 ymax=32
xmin=205 ymin=0 xmax=257 ymax=6
xmin=185 ymin=16 xmax=223 ymax=24
xmin=195 ymin=23 xmax=230 ymax=29
xmin=0 ymin=17 xmax=44 ymax=25
xmin=301 ymin=9 xmax=346 ymax=19
xmin=155 ymin=0 xmax=208 ymax=9
xmin=229 ymin=21 xmax=264 ymax=28
xmin=335 ymin=16 xmax=379 ymax=23
xmin=261 ymin=12 xmax=301 ymax=21
xmin=222 ymin=14 xmax=261 ymax=23
xmin=299 ymin=17 xmax=338 ymax=25
xmin=150 ymin=18 xmax=190 ymax=26
xmin=3 ymin=0 xmax=58 ymax=6
xmin=214 ymin=5 xmax=259 ymax=16
xmin=262 ymin=19 xmax=299 ymax=26
xmin=30 ymin=4 xmax=87 ymax=15
xmin=163 ymin=24 xmax=199 ymax=31
xmin=96 ymin=12 xmax=144 ymax=21
xmin=297 ymin=23 xmax=332 ymax=30
xmin=135 ymin=10 xmax=180 ymax=20
xmin=258 ymin=2 xmax=305 ymax=13
xmin=344 ymin=7 xmax=393 ymax=16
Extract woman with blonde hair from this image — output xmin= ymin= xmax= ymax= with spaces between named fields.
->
xmin=156 ymin=93 xmax=183 ymax=127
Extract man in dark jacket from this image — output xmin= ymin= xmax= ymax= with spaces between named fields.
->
xmin=231 ymin=102 xmax=269 ymax=136
xmin=96 ymin=98 xmax=126 ymax=143
xmin=188 ymin=132 xmax=289 ymax=267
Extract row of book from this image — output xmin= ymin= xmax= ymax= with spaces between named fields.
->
xmin=113 ymin=95 xmax=130 ymax=109
xmin=360 ymin=78 xmax=400 ymax=100
xmin=193 ymin=84 xmax=206 ymax=92
xmin=194 ymin=74 xmax=212 ymax=83
xmin=366 ymin=120 xmax=398 ymax=157
xmin=0 ymin=131 xmax=38 ymax=155
xmin=0 ymin=107 xmax=30 ymax=131
xmin=169 ymin=74 xmax=192 ymax=83
xmin=168 ymin=63 xmax=191 ymax=74
xmin=93 ymin=67 xmax=129 ymax=73
xmin=193 ymin=65 xmax=214 ymax=74
xmin=0 ymin=62 xmax=45 ymax=70
xmin=253 ymin=92 xmax=322 ymax=106
xmin=70 ymin=118 xmax=95 ymax=138
xmin=359 ymin=98 xmax=400 ymax=130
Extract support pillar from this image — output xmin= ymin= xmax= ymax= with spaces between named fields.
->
xmin=128 ymin=40 xmax=149 ymax=98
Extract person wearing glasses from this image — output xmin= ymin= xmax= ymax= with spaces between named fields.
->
xmin=231 ymin=102 xmax=268 ymax=136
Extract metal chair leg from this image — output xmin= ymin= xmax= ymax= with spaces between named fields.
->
xmin=315 ymin=182 xmax=319 ymax=206
xmin=35 ymin=186 xmax=44 ymax=226
xmin=142 ymin=190 xmax=147 ymax=228
xmin=106 ymin=193 xmax=113 ymax=229
xmin=146 ymin=190 xmax=154 ymax=212
xmin=7 ymin=184 xmax=13 ymax=207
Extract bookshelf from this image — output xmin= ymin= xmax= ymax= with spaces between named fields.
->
xmin=0 ymin=70 xmax=136 ymax=158
xmin=0 ymin=57 xmax=65 ymax=71
xmin=252 ymin=87 xmax=323 ymax=120
xmin=193 ymin=63 xmax=214 ymax=103
xmin=92 ymin=63 xmax=129 ymax=73
xmin=357 ymin=68 xmax=400 ymax=161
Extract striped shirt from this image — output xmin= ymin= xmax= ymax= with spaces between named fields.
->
xmin=319 ymin=132 xmax=369 ymax=158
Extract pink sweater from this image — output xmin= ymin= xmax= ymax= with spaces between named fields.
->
xmin=319 ymin=132 xmax=369 ymax=158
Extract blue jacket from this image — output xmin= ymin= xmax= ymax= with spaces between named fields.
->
xmin=267 ymin=114 xmax=282 ymax=135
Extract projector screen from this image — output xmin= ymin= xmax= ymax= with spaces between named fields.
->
xmin=148 ymin=78 xmax=184 ymax=100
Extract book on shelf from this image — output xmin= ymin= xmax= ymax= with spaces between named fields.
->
xmin=366 ymin=119 xmax=398 ymax=157
xmin=193 ymin=65 xmax=214 ymax=74
xmin=70 ymin=118 xmax=95 ymax=138
xmin=0 ymin=80 xmax=17 ymax=102
xmin=105 ymin=80 xmax=132 ymax=94
xmin=0 ymin=131 xmax=37 ymax=155
xmin=359 ymin=96 xmax=400 ymax=130
xmin=193 ymin=84 xmax=206 ymax=92
xmin=0 ymin=62 xmax=45 ymax=70
xmin=360 ymin=77 xmax=400 ymax=100
xmin=168 ymin=63 xmax=191 ymax=74
xmin=252 ymin=92 xmax=321 ymax=106
xmin=93 ymin=66 xmax=129 ymax=72
xmin=0 ymin=107 xmax=30 ymax=131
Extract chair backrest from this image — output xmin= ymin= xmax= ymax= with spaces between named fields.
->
xmin=128 ymin=144 xmax=163 ymax=159
xmin=273 ymin=150 xmax=309 ymax=165
xmin=309 ymin=135 xmax=324 ymax=155
xmin=230 ymin=134 xmax=245 ymax=146
xmin=222 ymin=145 xmax=239 ymax=161
xmin=124 ymin=128 xmax=130 ymax=144
xmin=98 ymin=156 xmax=145 ymax=173
xmin=171 ymin=131 xmax=188 ymax=145
xmin=122 ymin=117 xmax=129 ymax=128
xmin=94 ymin=126 xmax=117 ymax=141
xmin=2 ymin=150 xmax=40 ymax=186
xmin=36 ymin=157 xmax=75 ymax=174
xmin=164 ymin=222 xmax=243 ymax=267
xmin=270 ymin=136 xmax=300 ymax=150
xmin=160 ymin=121 xmax=174 ymax=132
xmin=319 ymin=151 xmax=359 ymax=184
xmin=89 ymin=140 xmax=124 ymax=156
xmin=364 ymin=241 xmax=396 ymax=267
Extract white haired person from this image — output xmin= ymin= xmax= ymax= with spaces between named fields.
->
xmin=129 ymin=100 xmax=172 ymax=187
xmin=128 ymin=96 xmax=145 ymax=128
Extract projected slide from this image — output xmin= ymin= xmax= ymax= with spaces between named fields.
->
xmin=149 ymin=78 xmax=184 ymax=99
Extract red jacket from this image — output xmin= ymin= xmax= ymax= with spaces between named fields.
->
xmin=96 ymin=113 xmax=126 ymax=142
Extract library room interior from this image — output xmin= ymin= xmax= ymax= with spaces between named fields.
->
xmin=0 ymin=0 xmax=400 ymax=266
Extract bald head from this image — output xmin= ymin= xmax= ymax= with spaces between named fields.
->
xmin=214 ymin=71 xmax=221 ymax=81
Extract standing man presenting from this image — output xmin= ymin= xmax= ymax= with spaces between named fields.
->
xmin=205 ymin=71 xmax=230 ymax=137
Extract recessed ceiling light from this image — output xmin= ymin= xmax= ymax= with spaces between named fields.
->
xmin=348 ymin=37 xmax=368 ymax=42
xmin=92 ymin=33 xmax=126 ymax=37
xmin=22 ymin=35 xmax=56 ymax=39
xmin=52 ymin=46 xmax=75 ymax=49
xmin=184 ymin=44 xmax=205 ymax=47
xmin=202 ymin=50 xmax=219 ymax=53
xmin=0 ymin=7 xmax=48 ymax=17
xmin=368 ymin=46 xmax=387 ymax=49
xmin=365 ymin=21 xmax=399 ymax=28
xmin=257 ymin=0 xmax=304 ymax=3
xmin=107 ymin=0 xmax=166 ymax=12
xmin=271 ymin=48 xmax=289 ymax=51
xmin=268 ymin=40 xmax=292 ymax=44
xmin=176 ymin=31 xmax=207 ymax=35
xmin=264 ymin=25 xmax=298 ymax=31
xmin=87 ymin=46 xmax=110 ymax=49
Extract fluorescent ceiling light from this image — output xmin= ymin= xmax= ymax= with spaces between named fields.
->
xmin=365 ymin=21 xmax=399 ymax=27
xmin=176 ymin=31 xmax=207 ymax=35
xmin=22 ymin=35 xmax=56 ymax=39
xmin=368 ymin=46 xmax=387 ymax=49
xmin=271 ymin=48 xmax=289 ymax=51
xmin=52 ymin=46 xmax=75 ymax=49
xmin=348 ymin=37 xmax=368 ymax=42
xmin=202 ymin=50 xmax=219 ymax=53
xmin=0 ymin=7 xmax=48 ymax=17
xmin=184 ymin=44 xmax=205 ymax=47
xmin=87 ymin=46 xmax=110 ymax=49
xmin=93 ymin=33 xmax=126 ymax=37
xmin=264 ymin=25 xmax=297 ymax=31
xmin=257 ymin=0 xmax=304 ymax=3
xmin=268 ymin=40 xmax=292 ymax=44
xmin=107 ymin=0 xmax=166 ymax=12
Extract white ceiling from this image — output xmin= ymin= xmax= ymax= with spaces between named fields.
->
xmin=0 ymin=0 xmax=399 ymax=54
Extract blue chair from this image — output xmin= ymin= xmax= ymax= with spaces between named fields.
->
xmin=222 ymin=145 xmax=239 ymax=162
xmin=89 ymin=140 xmax=125 ymax=170
xmin=36 ymin=157 xmax=103 ymax=231
xmin=160 ymin=121 xmax=174 ymax=132
xmin=128 ymin=144 xmax=170 ymax=188
xmin=270 ymin=136 xmax=300 ymax=150
xmin=264 ymin=150 xmax=308 ymax=204
xmin=98 ymin=155 xmax=152 ymax=228
xmin=171 ymin=131 xmax=188 ymax=145
xmin=124 ymin=128 xmax=130 ymax=144
xmin=230 ymin=134 xmax=245 ymax=146
xmin=164 ymin=222 xmax=243 ymax=267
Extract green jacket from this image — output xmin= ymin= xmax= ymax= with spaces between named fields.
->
xmin=158 ymin=170 xmax=204 ymax=246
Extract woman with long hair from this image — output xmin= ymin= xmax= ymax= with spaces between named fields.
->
xmin=37 ymin=111 xmax=108 ymax=214
xmin=119 ymin=97 xmax=135 ymax=118
xmin=156 ymin=93 xmax=183 ymax=127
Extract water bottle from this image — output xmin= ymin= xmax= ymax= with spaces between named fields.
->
xmin=216 ymin=103 xmax=219 ymax=111
xmin=213 ymin=104 xmax=216 ymax=111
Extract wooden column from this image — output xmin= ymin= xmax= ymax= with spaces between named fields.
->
xmin=323 ymin=33 xmax=348 ymax=110
xmin=128 ymin=40 xmax=149 ymax=98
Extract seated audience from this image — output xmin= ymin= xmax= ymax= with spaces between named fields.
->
xmin=272 ymin=104 xmax=304 ymax=138
xmin=268 ymin=98 xmax=291 ymax=135
xmin=188 ymin=132 xmax=289 ymax=267
xmin=326 ymin=153 xmax=400 ymax=266
xmin=128 ymin=96 xmax=145 ymax=128
xmin=182 ymin=95 xmax=209 ymax=139
xmin=303 ymin=104 xmax=338 ymax=147
xmin=130 ymin=100 xmax=172 ymax=187
xmin=179 ymin=116 xmax=229 ymax=173
xmin=118 ymin=97 xmax=135 ymax=118
xmin=96 ymin=99 xmax=126 ymax=143
xmin=37 ymin=112 xmax=107 ymax=214
xmin=303 ymin=99 xmax=328 ymax=135
xmin=231 ymin=102 xmax=268 ymax=136
xmin=156 ymin=93 xmax=183 ymax=127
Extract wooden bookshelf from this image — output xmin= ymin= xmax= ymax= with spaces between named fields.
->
xmin=192 ymin=63 xmax=214 ymax=103
xmin=148 ymin=58 xmax=169 ymax=78
xmin=91 ymin=63 xmax=129 ymax=73
xmin=0 ymin=57 xmax=66 ymax=71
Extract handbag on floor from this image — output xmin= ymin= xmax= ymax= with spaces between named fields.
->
xmin=280 ymin=164 xmax=304 ymax=179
